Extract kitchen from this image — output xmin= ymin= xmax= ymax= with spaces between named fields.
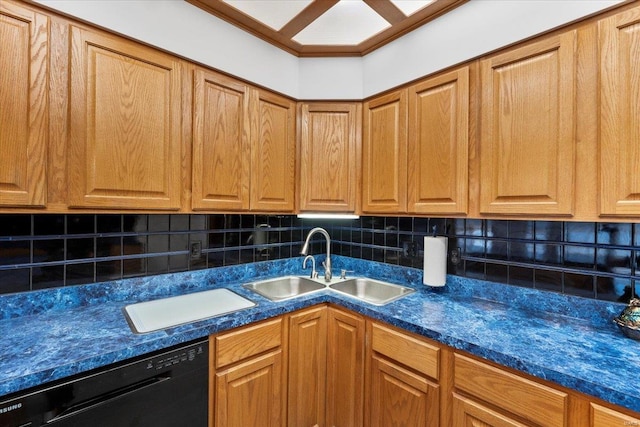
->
xmin=1 ymin=0 xmax=640 ymax=425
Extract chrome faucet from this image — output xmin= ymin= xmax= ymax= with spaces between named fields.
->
xmin=303 ymin=255 xmax=318 ymax=279
xmin=300 ymin=227 xmax=332 ymax=282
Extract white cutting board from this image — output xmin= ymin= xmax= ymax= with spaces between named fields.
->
xmin=124 ymin=288 xmax=256 ymax=333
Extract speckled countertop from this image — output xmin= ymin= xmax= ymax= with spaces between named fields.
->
xmin=1 ymin=256 xmax=638 ymax=414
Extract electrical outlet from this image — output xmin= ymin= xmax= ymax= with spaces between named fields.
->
xmin=450 ymin=248 xmax=461 ymax=265
xmin=190 ymin=241 xmax=202 ymax=260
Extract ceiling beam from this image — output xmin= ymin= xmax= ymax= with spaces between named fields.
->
xmin=279 ymin=0 xmax=340 ymax=38
xmin=363 ymin=0 xmax=405 ymax=25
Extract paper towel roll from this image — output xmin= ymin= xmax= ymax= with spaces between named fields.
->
xmin=423 ymin=236 xmax=447 ymax=287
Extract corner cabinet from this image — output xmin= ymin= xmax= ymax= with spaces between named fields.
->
xmin=362 ymin=66 xmax=470 ymax=216
xmin=0 ymin=1 xmax=48 ymax=207
xmin=192 ymin=69 xmax=295 ymax=212
xmin=298 ymin=102 xmax=362 ymax=213
xmin=599 ymin=4 xmax=640 ymax=216
xmin=479 ymin=31 xmax=577 ymax=216
xmin=67 ymin=26 xmax=182 ymax=210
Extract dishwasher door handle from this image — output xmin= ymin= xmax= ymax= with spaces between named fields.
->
xmin=46 ymin=375 xmax=171 ymax=424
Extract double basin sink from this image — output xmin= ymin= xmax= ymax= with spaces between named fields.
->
xmin=243 ymin=275 xmax=414 ymax=306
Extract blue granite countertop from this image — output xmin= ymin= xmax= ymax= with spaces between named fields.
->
xmin=0 ymin=256 xmax=638 ymax=414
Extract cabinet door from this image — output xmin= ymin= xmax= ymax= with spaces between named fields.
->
xmin=299 ymin=103 xmax=361 ymax=213
xmin=68 ymin=26 xmax=182 ymax=210
xmin=326 ymin=308 xmax=365 ymax=427
xmin=479 ymin=31 xmax=576 ymax=216
xmin=369 ymin=355 xmax=439 ymax=427
xmin=362 ymin=89 xmax=407 ymax=213
xmin=599 ymin=5 xmax=640 ymax=216
xmin=453 ymin=394 xmax=529 ymax=427
xmin=0 ymin=2 xmax=47 ymax=207
xmin=250 ymin=89 xmax=295 ymax=212
xmin=288 ymin=306 xmax=327 ymax=427
xmin=215 ymin=350 xmax=284 ymax=427
xmin=192 ymin=69 xmax=250 ymax=211
xmin=408 ymin=67 xmax=469 ymax=215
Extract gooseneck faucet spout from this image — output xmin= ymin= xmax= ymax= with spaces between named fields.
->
xmin=300 ymin=227 xmax=332 ymax=282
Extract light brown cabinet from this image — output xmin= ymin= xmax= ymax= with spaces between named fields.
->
xmin=67 ymin=25 xmax=183 ymax=210
xmin=590 ymin=403 xmax=640 ymax=427
xmin=0 ymin=1 xmax=48 ymax=208
xmin=362 ymin=67 xmax=470 ymax=216
xmin=362 ymin=89 xmax=408 ymax=213
xmin=298 ymin=102 xmax=362 ymax=213
xmin=599 ymin=4 xmax=640 ymax=216
xmin=210 ymin=318 xmax=285 ymax=427
xmin=408 ymin=67 xmax=469 ymax=215
xmin=191 ymin=70 xmax=296 ymax=212
xmin=367 ymin=322 xmax=440 ymax=427
xmin=479 ymin=31 xmax=577 ymax=216
xmin=453 ymin=353 xmax=568 ymax=427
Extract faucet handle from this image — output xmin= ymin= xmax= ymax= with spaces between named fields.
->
xmin=340 ymin=269 xmax=354 ymax=279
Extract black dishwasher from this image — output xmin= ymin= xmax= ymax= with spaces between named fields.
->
xmin=0 ymin=338 xmax=208 ymax=427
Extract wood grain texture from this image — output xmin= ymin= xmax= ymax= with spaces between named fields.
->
xmin=250 ymin=89 xmax=296 ymax=212
xmin=67 ymin=26 xmax=182 ymax=209
xmin=479 ymin=31 xmax=577 ymax=216
xmin=599 ymin=4 xmax=640 ymax=216
xmin=298 ymin=102 xmax=361 ymax=213
xmin=214 ymin=350 xmax=284 ymax=427
xmin=362 ymin=89 xmax=408 ymax=213
xmin=215 ymin=317 xmax=282 ymax=368
xmin=590 ymin=402 xmax=640 ymax=426
xmin=192 ymin=68 xmax=250 ymax=211
xmin=454 ymin=354 xmax=567 ymax=427
xmin=452 ymin=393 xmax=529 ymax=427
xmin=287 ymin=306 xmax=327 ymax=427
xmin=0 ymin=1 xmax=48 ymax=207
xmin=369 ymin=354 xmax=440 ymax=427
xmin=371 ymin=322 xmax=440 ymax=380
xmin=408 ymin=66 xmax=469 ymax=215
xmin=326 ymin=307 xmax=365 ymax=427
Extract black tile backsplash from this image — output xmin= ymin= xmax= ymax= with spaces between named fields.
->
xmin=0 ymin=214 xmax=639 ymax=303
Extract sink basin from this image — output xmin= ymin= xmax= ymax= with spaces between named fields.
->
xmin=243 ymin=276 xmax=326 ymax=301
xmin=329 ymin=278 xmax=414 ymax=305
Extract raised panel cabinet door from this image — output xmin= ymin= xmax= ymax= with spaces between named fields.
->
xmin=369 ymin=355 xmax=439 ymax=427
xmin=214 ymin=350 xmax=284 ymax=427
xmin=326 ymin=308 xmax=365 ymax=427
xmin=299 ymin=103 xmax=361 ymax=213
xmin=600 ymin=5 xmax=640 ymax=216
xmin=408 ymin=66 xmax=469 ymax=215
xmin=362 ymin=89 xmax=408 ymax=213
xmin=479 ymin=31 xmax=577 ymax=216
xmin=192 ymin=69 xmax=250 ymax=211
xmin=250 ymin=89 xmax=295 ymax=212
xmin=452 ymin=394 xmax=529 ymax=427
xmin=0 ymin=2 xmax=47 ymax=207
xmin=288 ymin=306 xmax=328 ymax=427
xmin=68 ymin=26 xmax=182 ymax=210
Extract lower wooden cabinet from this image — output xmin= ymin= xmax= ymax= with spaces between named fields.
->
xmin=209 ymin=306 xmax=640 ymax=427
xmin=215 ymin=350 xmax=283 ymax=427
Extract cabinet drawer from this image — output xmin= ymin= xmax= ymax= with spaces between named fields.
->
xmin=591 ymin=403 xmax=640 ymax=426
xmin=215 ymin=318 xmax=282 ymax=368
xmin=371 ymin=322 xmax=439 ymax=380
xmin=454 ymin=354 xmax=567 ymax=427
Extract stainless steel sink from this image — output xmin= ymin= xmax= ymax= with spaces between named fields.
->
xmin=243 ymin=276 xmax=326 ymax=301
xmin=329 ymin=278 xmax=414 ymax=305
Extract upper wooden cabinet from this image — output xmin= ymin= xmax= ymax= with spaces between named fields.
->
xmin=408 ymin=67 xmax=469 ymax=215
xmin=298 ymin=102 xmax=362 ymax=213
xmin=192 ymin=70 xmax=295 ymax=212
xmin=192 ymin=69 xmax=251 ymax=211
xmin=0 ymin=2 xmax=48 ymax=208
xmin=599 ymin=4 xmax=640 ymax=216
xmin=67 ymin=26 xmax=182 ymax=210
xmin=362 ymin=89 xmax=408 ymax=213
xmin=479 ymin=31 xmax=577 ymax=216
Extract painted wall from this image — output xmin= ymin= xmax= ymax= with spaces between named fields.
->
xmin=34 ymin=0 xmax=623 ymax=99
